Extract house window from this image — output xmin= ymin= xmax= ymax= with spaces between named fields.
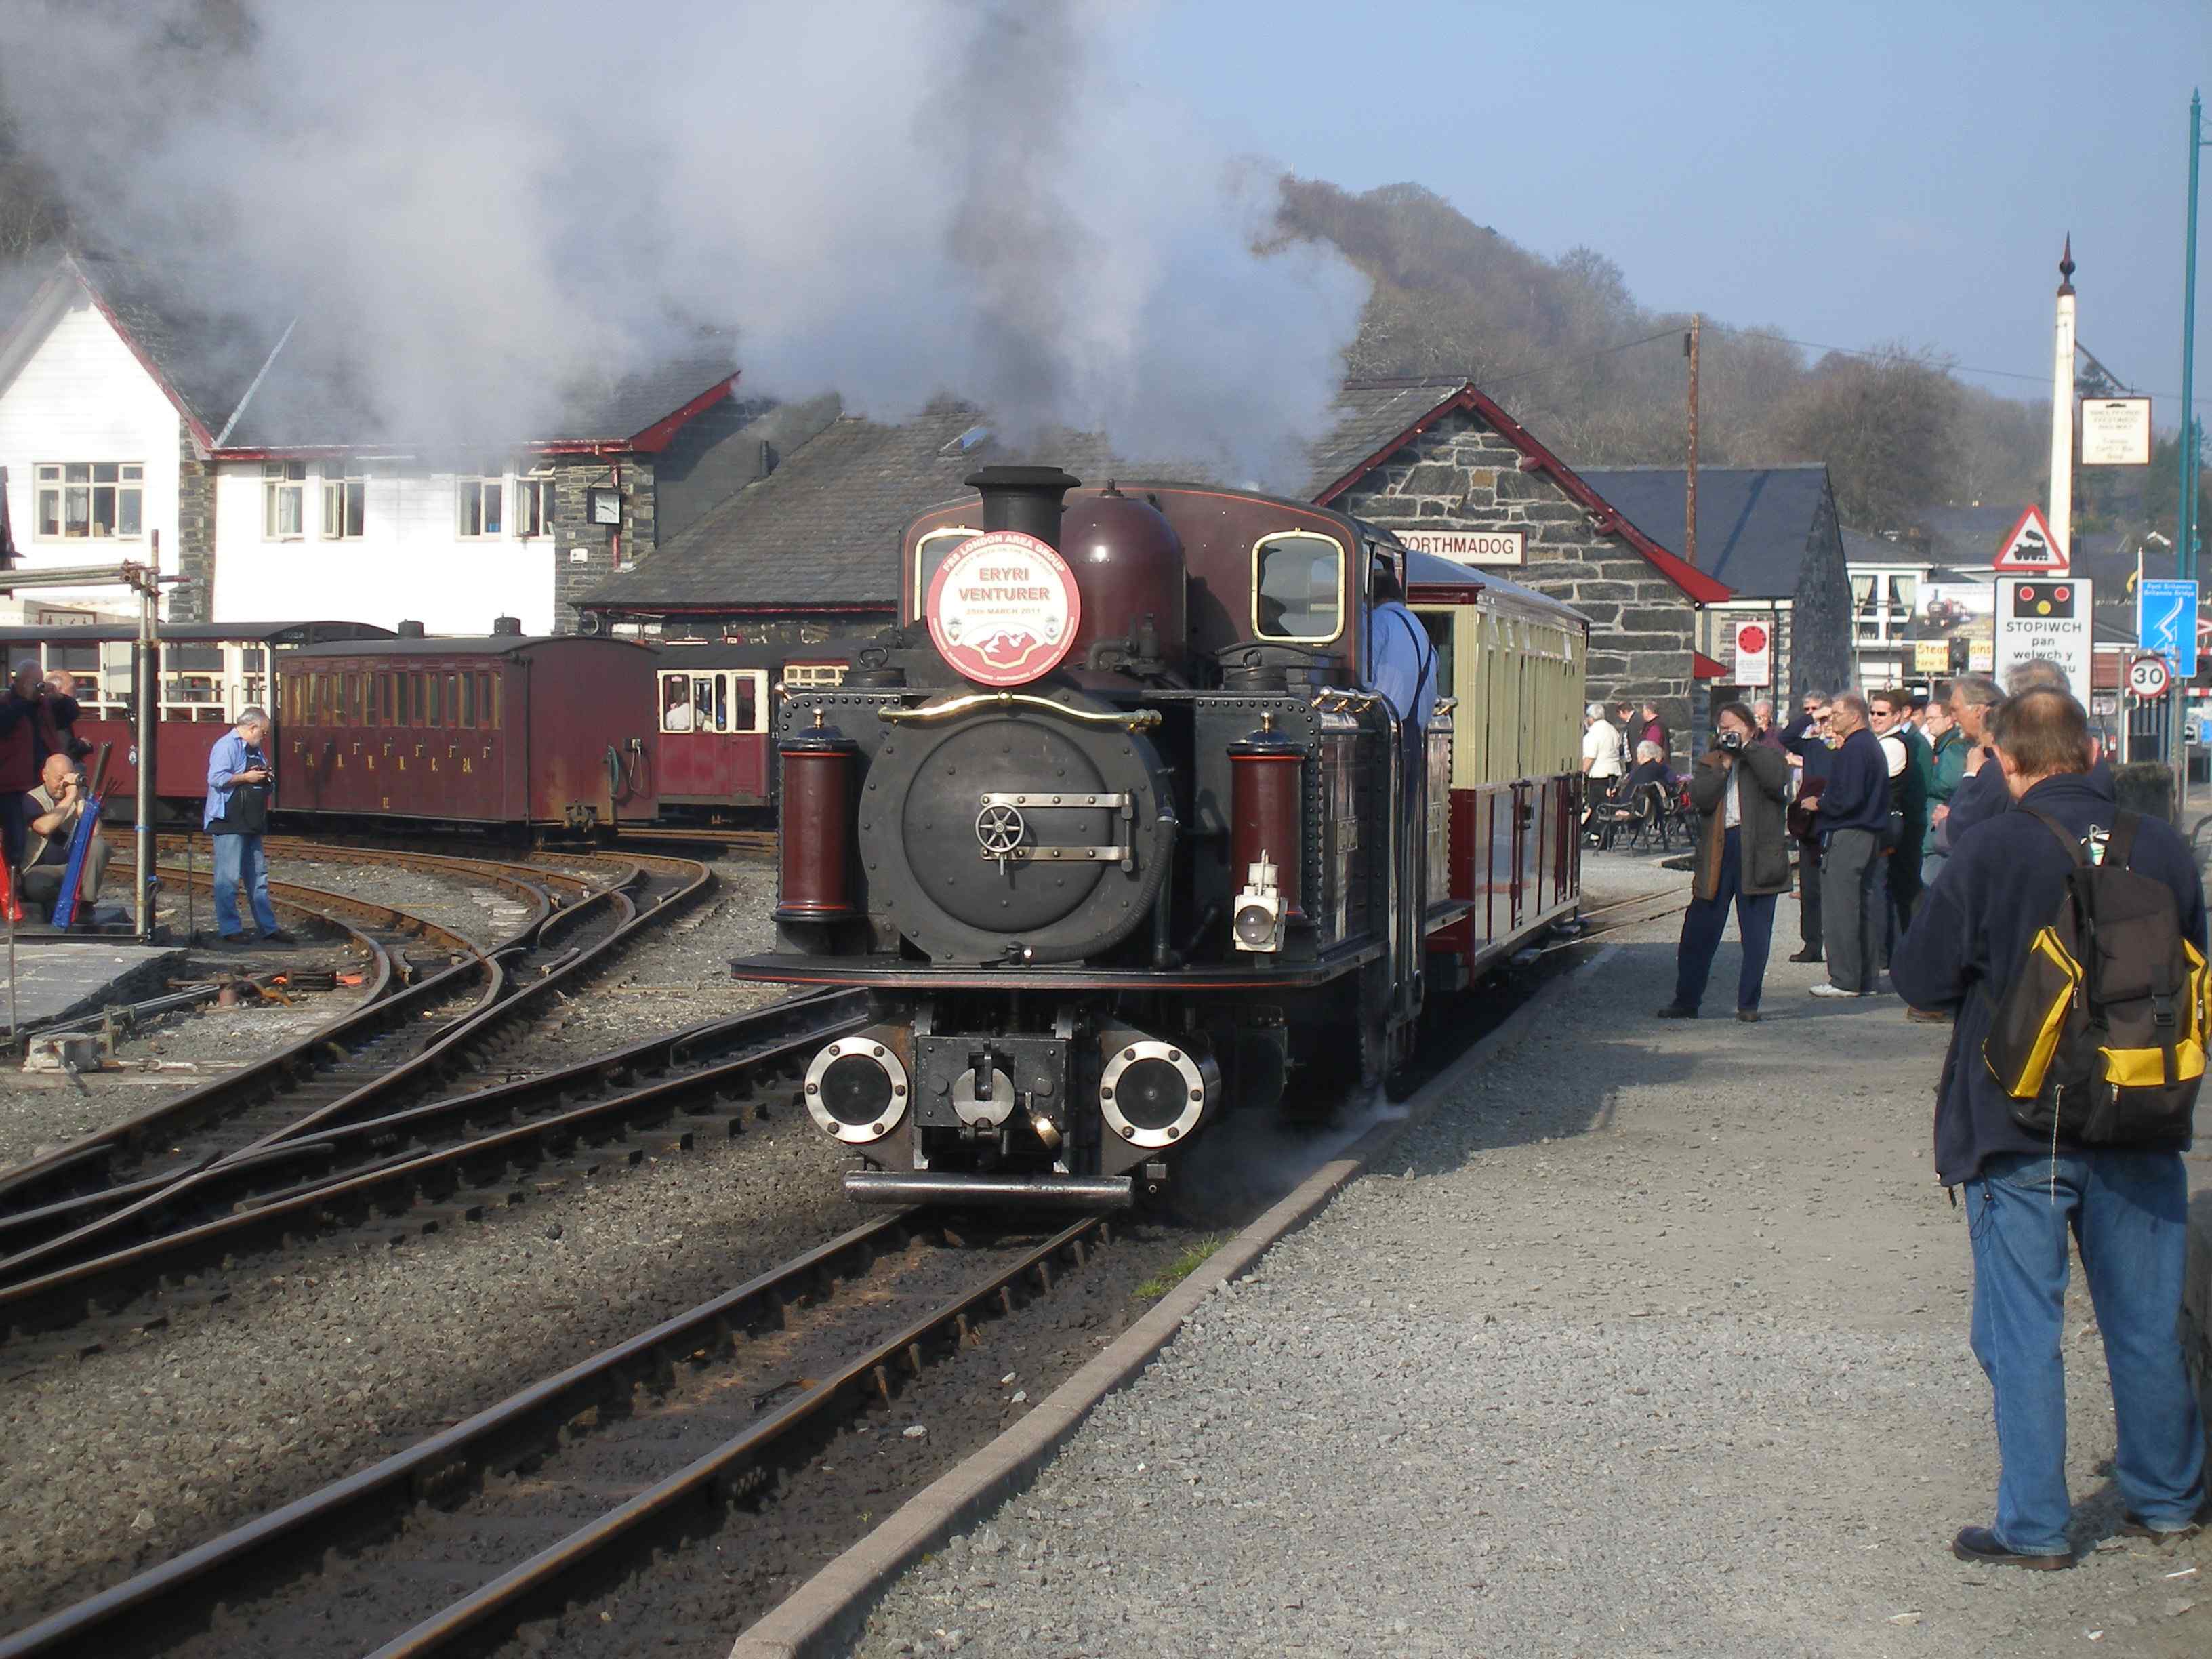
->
xmin=35 ymin=462 xmax=143 ymax=539
xmin=515 ymin=464 xmax=554 ymax=538
xmin=457 ymin=465 xmax=504 ymax=537
xmin=322 ymin=461 xmax=367 ymax=539
xmin=264 ymin=462 xmax=306 ymax=539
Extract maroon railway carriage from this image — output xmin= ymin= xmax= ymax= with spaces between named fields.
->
xmin=654 ymin=642 xmax=851 ymax=815
xmin=0 ymin=620 xmax=392 ymax=817
xmin=273 ymin=626 xmax=661 ymax=828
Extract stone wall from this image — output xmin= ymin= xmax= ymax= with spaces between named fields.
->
xmin=172 ymin=419 xmax=215 ymax=623
xmin=550 ymin=455 xmax=655 ymax=632
xmin=1333 ymin=409 xmax=1700 ymax=754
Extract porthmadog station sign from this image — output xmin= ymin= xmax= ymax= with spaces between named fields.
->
xmin=1400 ymin=527 xmax=1526 ymax=569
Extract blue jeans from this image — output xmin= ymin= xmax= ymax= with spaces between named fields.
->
xmin=1965 ymin=1149 xmax=2208 ymax=1554
xmin=1672 ymin=828 xmax=1777 ymax=1012
xmin=210 ymin=832 xmax=279 ymax=937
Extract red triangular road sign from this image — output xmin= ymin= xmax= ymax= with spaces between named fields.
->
xmin=1992 ymin=504 xmax=2067 ymax=573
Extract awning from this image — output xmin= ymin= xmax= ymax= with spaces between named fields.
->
xmin=1693 ymin=650 xmax=1728 ymax=680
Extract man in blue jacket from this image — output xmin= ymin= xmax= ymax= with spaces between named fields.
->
xmin=1892 ymin=689 xmax=2209 ymax=1569
xmin=204 ymin=706 xmax=292 ymax=947
xmin=1805 ymin=693 xmax=1889 ymax=996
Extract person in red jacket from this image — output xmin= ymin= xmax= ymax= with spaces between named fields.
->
xmin=0 ymin=663 xmax=47 ymax=880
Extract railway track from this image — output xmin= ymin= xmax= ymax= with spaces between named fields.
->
xmin=0 ymin=983 xmax=857 ymax=1345
xmin=0 ymin=1209 xmax=1110 ymax=1659
xmin=0 ymin=844 xmax=716 ymax=1336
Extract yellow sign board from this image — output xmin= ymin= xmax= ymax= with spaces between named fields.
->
xmin=1914 ymin=641 xmax=1951 ymax=674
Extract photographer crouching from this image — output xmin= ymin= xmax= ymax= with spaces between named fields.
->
xmin=20 ymin=752 xmax=108 ymax=921
xmin=1656 ymin=702 xmax=1792 ymax=1021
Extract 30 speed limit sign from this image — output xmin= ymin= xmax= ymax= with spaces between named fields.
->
xmin=2129 ymin=653 xmax=2172 ymax=698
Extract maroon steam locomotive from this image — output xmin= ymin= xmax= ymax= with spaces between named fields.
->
xmin=733 ymin=466 xmax=1589 ymax=1209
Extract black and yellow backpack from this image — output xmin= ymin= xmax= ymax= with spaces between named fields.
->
xmin=1982 ymin=811 xmax=2207 ymax=1148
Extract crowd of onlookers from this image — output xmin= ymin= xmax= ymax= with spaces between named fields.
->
xmin=1590 ymin=665 xmax=2211 ymax=1569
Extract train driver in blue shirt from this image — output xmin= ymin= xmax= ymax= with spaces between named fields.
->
xmin=1364 ymin=559 xmax=1438 ymax=737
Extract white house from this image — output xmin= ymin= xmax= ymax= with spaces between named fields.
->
xmin=0 ymin=251 xmax=739 ymax=634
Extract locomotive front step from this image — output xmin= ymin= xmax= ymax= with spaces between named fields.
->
xmin=843 ymin=1170 xmax=1133 ymax=1209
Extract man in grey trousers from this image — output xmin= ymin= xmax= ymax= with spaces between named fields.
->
xmin=1807 ymin=693 xmax=1893 ymax=998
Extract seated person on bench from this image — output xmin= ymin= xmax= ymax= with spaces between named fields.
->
xmin=21 ymin=752 xmax=108 ymax=920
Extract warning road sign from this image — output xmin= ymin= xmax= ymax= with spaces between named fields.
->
xmin=2129 ymin=654 xmax=2171 ymax=698
xmin=1992 ymin=504 xmax=2067 ymax=573
xmin=1994 ymin=575 xmax=2093 ymax=695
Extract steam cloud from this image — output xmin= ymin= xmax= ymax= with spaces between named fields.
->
xmin=0 ymin=0 xmax=1368 ymax=485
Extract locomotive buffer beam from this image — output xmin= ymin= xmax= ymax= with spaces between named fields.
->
xmin=843 ymin=1170 xmax=1134 ymax=1210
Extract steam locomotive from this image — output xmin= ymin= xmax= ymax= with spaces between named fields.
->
xmin=734 ymin=466 xmax=1589 ymax=1208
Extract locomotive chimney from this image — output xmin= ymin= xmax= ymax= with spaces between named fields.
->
xmin=396 ymin=619 xmax=426 ymax=638
xmin=965 ymin=464 xmax=1080 ymax=550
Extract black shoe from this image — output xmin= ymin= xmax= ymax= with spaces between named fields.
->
xmin=261 ymin=929 xmax=298 ymax=946
xmin=1736 ymin=1008 xmax=1761 ymax=1023
xmin=208 ymin=932 xmax=249 ymax=950
xmin=1654 ymin=1005 xmax=1698 ymax=1019
xmin=1950 ymin=1526 xmax=2073 ymax=1570
xmin=1788 ymin=948 xmax=1822 ymax=964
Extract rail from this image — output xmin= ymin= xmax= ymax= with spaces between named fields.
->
xmin=0 ymin=1211 xmax=1109 ymax=1658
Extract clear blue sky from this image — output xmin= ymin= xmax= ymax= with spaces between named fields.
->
xmin=1146 ymin=0 xmax=2211 ymax=418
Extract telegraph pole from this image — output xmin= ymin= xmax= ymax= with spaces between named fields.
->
xmin=2177 ymin=93 xmax=2208 ymax=811
xmin=1683 ymin=313 xmax=1702 ymax=569
xmin=2050 ymin=237 xmax=2076 ymax=562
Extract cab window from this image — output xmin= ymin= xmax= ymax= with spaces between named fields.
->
xmin=912 ymin=527 xmax=981 ymax=619
xmin=1252 ymin=530 xmax=1346 ymax=643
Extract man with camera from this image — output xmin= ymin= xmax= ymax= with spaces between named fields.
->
xmin=1656 ymin=702 xmax=1791 ymax=1019
xmin=204 ymin=705 xmax=291 ymax=947
xmin=20 ymin=752 xmax=109 ymax=920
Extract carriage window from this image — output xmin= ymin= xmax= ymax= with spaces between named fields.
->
xmin=380 ymin=674 xmax=392 ymax=724
xmin=912 ymin=527 xmax=981 ymax=617
xmin=461 ymin=673 xmax=475 ymax=729
xmin=659 ymin=670 xmax=698 ymax=733
xmin=697 ymin=674 xmax=728 ymax=733
xmin=480 ymin=672 xmax=498 ymax=731
xmin=364 ymin=674 xmax=378 ymax=729
xmin=427 ymin=673 xmax=443 ymax=727
xmin=409 ymin=673 xmax=425 ymax=726
xmin=445 ymin=674 xmax=459 ymax=728
xmin=732 ymin=674 xmax=760 ymax=734
xmin=1252 ymin=531 xmax=1346 ymax=643
xmin=346 ymin=674 xmax=362 ymax=723
xmin=309 ymin=674 xmax=326 ymax=725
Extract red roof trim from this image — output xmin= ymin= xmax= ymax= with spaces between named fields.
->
xmin=585 ymin=600 xmax=896 ymax=617
xmin=1693 ymin=650 xmax=1728 ymax=680
xmin=1315 ymin=383 xmax=1734 ymax=607
xmin=66 ymin=262 xmax=219 ymax=453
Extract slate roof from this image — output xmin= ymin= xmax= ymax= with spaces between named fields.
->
xmin=1575 ymin=465 xmax=1833 ymax=601
xmin=584 ymin=403 xmax=1198 ymax=613
xmin=20 ymin=251 xmax=733 ymax=452
xmin=1301 ymin=377 xmax=1475 ymax=499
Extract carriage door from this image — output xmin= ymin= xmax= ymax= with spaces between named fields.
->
xmin=729 ymin=670 xmax=771 ymax=802
xmin=1508 ymin=640 xmax=1530 ymax=930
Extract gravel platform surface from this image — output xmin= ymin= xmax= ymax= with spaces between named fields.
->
xmin=0 ymin=849 xmax=837 ymax=1630
xmin=848 ymin=878 xmax=2211 ymax=1659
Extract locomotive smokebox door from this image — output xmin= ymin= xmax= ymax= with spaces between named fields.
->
xmin=861 ymin=698 xmax=1175 ymax=964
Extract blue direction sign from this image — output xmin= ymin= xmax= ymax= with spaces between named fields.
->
xmin=2138 ymin=579 xmax=2199 ymax=680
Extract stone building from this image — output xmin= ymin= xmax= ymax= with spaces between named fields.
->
xmin=0 ymin=249 xmax=740 ymax=634
xmin=1574 ymin=464 xmax=1855 ymax=708
xmin=1309 ymin=377 xmax=1733 ymax=755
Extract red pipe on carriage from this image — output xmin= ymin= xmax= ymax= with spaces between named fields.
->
xmin=1228 ymin=716 xmax=1305 ymax=923
xmin=775 ymin=711 xmax=859 ymax=921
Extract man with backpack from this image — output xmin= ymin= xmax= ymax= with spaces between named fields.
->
xmin=1892 ymin=689 xmax=2209 ymax=1569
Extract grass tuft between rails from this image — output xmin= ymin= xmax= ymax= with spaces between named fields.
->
xmin=1132 ymin=1235 xmax=1226 ymax=1301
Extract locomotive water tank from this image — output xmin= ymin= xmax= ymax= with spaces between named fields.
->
xmin=1060 ymin=485 xmax=1187 ymax=676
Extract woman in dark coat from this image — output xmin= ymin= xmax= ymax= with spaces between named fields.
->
xmin=1657 ymin=701 xmax=1792 ymax=1021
